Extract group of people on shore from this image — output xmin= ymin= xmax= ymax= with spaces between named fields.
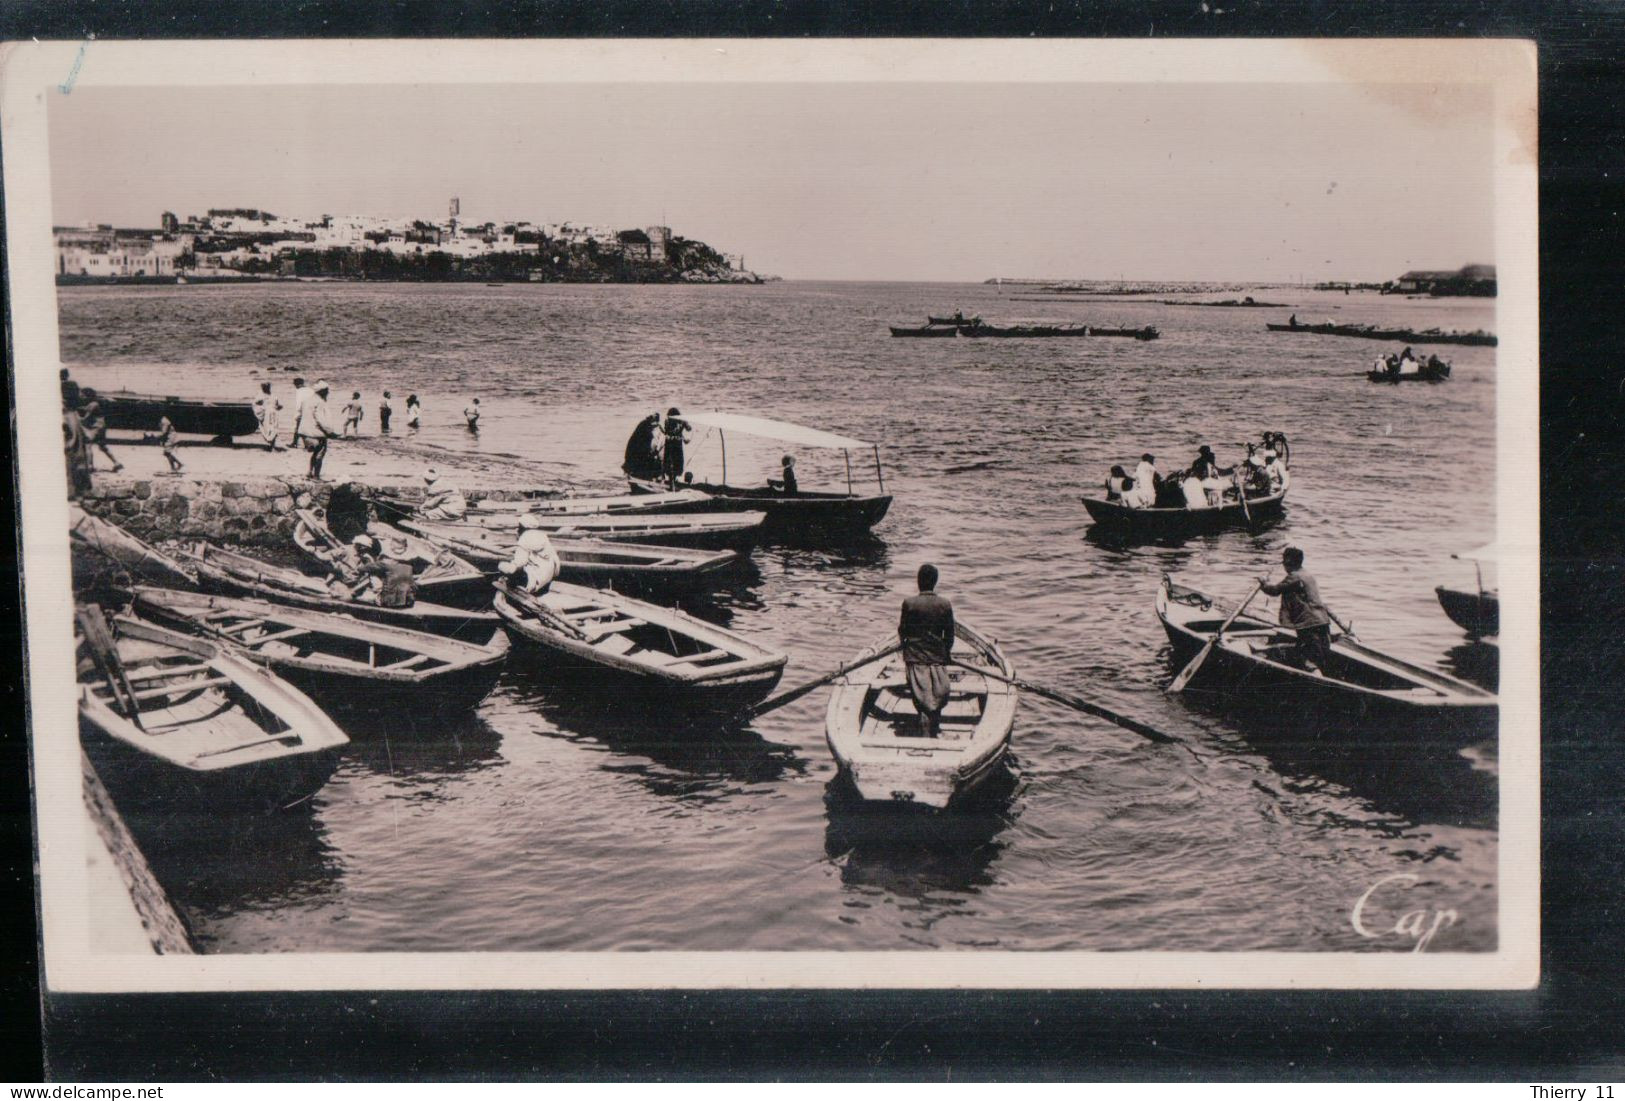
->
xmin=1104 ymin=432 xmax=1291 ymax=511
xmin=258 ymin=378 xmax=429 ymax=475
xmin=622 ymin=409 xmax=800 ymax=494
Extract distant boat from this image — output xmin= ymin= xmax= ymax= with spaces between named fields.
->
xmin=1368 ymin=356 xmax=1452 ymax=383
xmin=956 ymin=322 xmax=1158 ymax=340
xmin=76 ymin=607 xmax=347 ymax=809
xmin=1082 ymin=483 xmax=1288 ymax=537
xmin=130 ymin=587 xmax=510 ymax=715
xmin=824 ymin=623 xmax=1018 ymax=809
xmin=493 ymin=580 xmax=786 ymax=706
xmin=627 ymin=411 xmax=893 ymax=536
xmin=1267 ymin=318 xmax=1496 ymax=346
xmin=926 ymin=313 xmax=980 ymax=326
xmin=1436 ymin=545 xmax=1499 ymax=638
xmin=889 ymin=324 xmax=959 ymax=338
xmin=95 ymin=390 xmax=260 ymax=438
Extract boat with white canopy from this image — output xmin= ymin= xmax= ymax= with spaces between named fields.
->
xmin=628 ymin=411 xmax=892 ymax=534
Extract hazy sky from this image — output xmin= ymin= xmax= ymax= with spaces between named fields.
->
xmin=48 ymin=82 xmax=1495 ymax=282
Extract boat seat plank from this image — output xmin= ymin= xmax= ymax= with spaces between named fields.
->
xmin=123 ymin=662 xmax=213 ymax=683
xmin=380 ymin=653 xmax=433 ymax=671
xmin=674 ymin=648 xmax=733 ymax=665
xmin=116 ymin=675 xmax=232 ymax=702
xmin=218 ymin=618 xmax=268 ymax=635
xmin=586 ymin=618 xmax=648 ymax=639
xmin=244 ymin=627 xmax=310 ymax=645
xmin=594 ymin=635 xmax=637 ymax=656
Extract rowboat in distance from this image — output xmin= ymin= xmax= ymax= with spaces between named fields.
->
xmin=1156 ymin=576 xmax=1497 ymax=744
xmin=956 ymin=322 xmax=1159 ymax=340
xmin=400 ymin=519 xmax=740 ymax=594
xmin=824 ymin=623 xmax=1018 ymax=810
xmin=1368 ymin=355 xmax=1452 ymax=383
xmin=76 ymin=608 xmax=347 ymax=809
xmin=130 ymin=587 xmax=510 ymax=715
xmin=1436 ymin=545 xmax=1499 ymax=638
xmin=493 ymin=580 xmax=787 ymax=707
xmin=889 ymin=324 xmax=960 ymax=338
xmin=172 ymin=540 xmax=500 ymax=643
xmin=473 ymin=490 xmax=718 ymax=517
xmin=1266 ymin=319 xmax=1497 ymax=347
xmin=93 ymin=390 xmax=261 ymax=438
xmin=1082 ymin=484 xmax=1287 ymax=537
xmin=450 ymin=508 xmax=766 ymax=553
xmin=626 ymin=411 xmax=893 ymax=536
xmin=292 ymin=509 xmax=491 ymax=610
xmin=927 ymin=313 xmax=980 ymax=326
xmin=70 ymin=504 xmax=198 ymax=590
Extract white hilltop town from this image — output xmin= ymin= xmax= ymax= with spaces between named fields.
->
xmin=55 ymin=197 xmax=763 ymax=284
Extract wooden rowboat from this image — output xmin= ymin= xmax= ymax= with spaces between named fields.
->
xmin=1082 ymin=484 xmax=1287 ymax=537
xmin=889 ymin=324 xmax=960 ymax=338
xmin=1156 ymin=576 xmax=1496 ymax=743
xmin=824 ymin=623 xmax=1018 ymax=809
xmin=435 ymin=509 xmax=765 ymax=552
xmin=69 ymin=505 xmax=198 ymax=590
xmin=94 ymin=390 xmax=261 ymax=438
xmin=292 ymin=509 xmax=491 ymax=610
xmin=493 ymin=580 xmax=786 ymax=706
xmin=77 ymin=608 xmax=347 ymax=809
xmin=172 ymin=540 xmax=500 ymax=644
xmin=403 ymin=519 xmax=742 ymax=594
xmin=130 ymin=587 xmax=510 ymax=714
xmin=472 ymin=489 xmax=718 ymax=517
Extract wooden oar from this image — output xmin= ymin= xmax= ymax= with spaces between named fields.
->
xmin=1233 ymin=471 xmax=1254 ymax=527
xmin=951 ymin=660 xmax=1178 ymax=745
xmin=1167 ymin=582 xmax=1264 ymax=694
xmin=495 ymin=580 xmax=589 ymax=641
xmin=741 ymin=641 xmax=904 ymax=720
xmin=75 ymin=605 xmax=144 ymax=728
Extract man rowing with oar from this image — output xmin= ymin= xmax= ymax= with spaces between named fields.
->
xmin=1257 ymin=546 xmax=1347 ymax=675
xmin=899 ymin=563 xmax=954 ymax=738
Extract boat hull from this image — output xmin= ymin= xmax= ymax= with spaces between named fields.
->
xmin=824 ymin=624 xmax=1017 ymax=809
xmin=628 ymin=478 xmax=892 ymax=536
xmin=96 ymin=391 xmax=261 ymax=437
xmin=1436 ymin=585 xmax=1499 ymax=638
xmin=1082 ymin=488 xmax=1286 ymax=536
xmin=889 ymin=325 xmax=959 ymax=337
xmin=1266 ymin=322 xmax=1496 ymax=346
xmin=1157 ymin=579 xmax=1496 ymax=744
xmin=1368 ymin=367 xmax=1451 ymax=383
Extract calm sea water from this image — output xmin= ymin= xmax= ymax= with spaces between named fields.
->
xmin=60 ymin=280 xmax=1500 ymax=953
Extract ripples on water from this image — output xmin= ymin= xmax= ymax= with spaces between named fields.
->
xmin=62 ymin=281 xmax=1499 ymax=953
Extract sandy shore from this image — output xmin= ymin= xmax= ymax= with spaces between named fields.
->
xmin=87 ymin=428 xmax=588 ymax=495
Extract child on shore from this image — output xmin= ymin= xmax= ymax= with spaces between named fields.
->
xmin=342 ymin=391 xmax=365 ymax=436
xmin=464 ymin=397 xmax=481 ymax=433
xmin=379 ymin=391 xmax=393 ymax=434
xmin=406 ymin=394 xmax=421 ymax=431
xmin=157 ymin=415 xmax=183 ymax=474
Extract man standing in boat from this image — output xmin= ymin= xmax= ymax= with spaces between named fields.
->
xmin=1257 ymin=546 xmax=1343 ymax=675
xmin=899 ymin=563 xmax=954 ymax=738
xmin=660 ymin=407 xmax=690 ymax=490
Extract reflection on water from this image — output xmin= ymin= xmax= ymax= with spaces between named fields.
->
xmin=336 ymin=711 xmax=505 ymax=780
xmin=1443 ymin=640 xmax=1499 ymax=692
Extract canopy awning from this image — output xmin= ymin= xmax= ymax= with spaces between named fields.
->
xmin=678 ymin=411 xmax=874 ymax=451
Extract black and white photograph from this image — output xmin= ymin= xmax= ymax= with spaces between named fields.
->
xmin=4 ymin=39 xmax=1537 ymax=991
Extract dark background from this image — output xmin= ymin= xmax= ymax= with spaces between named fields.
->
xmin=2 ymin=0 xmax=1622 ymax=1080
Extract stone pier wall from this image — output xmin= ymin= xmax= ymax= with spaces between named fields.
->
xmin=78 ymin=477 xmax=327 ymax=548
xmin=77 ymin=477 xmax=561 ymax=547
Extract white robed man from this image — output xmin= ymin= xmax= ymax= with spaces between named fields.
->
xmin=499 ymin=513 xmax=561 ymax=594
xmin=419 ymin=468 xmax=468 ymax=520
xmin=253 ymin=381 xmax=284 ymax=451
xmin=292 ymin=379 xmax=340 ymax=480
xmin=1128 ymin=453 xmax=1162 ymax=508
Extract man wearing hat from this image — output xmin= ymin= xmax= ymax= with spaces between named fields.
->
xmin=419 ymin=468 xmax=468 ymax=520
xmin=293 ymin=379 xmax=340 ymax=480
xmin=499 ymin=513 xmax=561 ymax=595
xmin=1190 ymin=444 xmax=1232 ymax=507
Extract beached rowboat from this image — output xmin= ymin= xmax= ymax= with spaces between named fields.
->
xmin=93 ymin=390 xmax=261 ymax=437
xmin=292 ymin=510 xmax=491 ymax=610
xmin=77 ymin=609 xmax=347 ymax=809
xmin=472 ymin=489 xmax=718 ymax=517
xmin=1082 ymin=484 xmax=1287 ymax=537
xmin=173 ymin=540 xmax=500 ymax=643
xmin=493 ymin=580 xmax=786 ymax=706
xmin=442 ymin=509 xmax=765 ymax=552
xmin=824 ymin=623 xmax=1018 ymax=809
xmin=130 ymin=587 xmax=510 ymax=714
xmin=69 ymin=505 xmax=198 ymax=590
xmin=1155 ymin=576 xmax=1496 ymax=742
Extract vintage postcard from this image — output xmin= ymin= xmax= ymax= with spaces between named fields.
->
xmin=2 ymin=38 xmax=1537 ymax=991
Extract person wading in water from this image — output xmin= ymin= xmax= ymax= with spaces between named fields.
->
xmin=899 ymin=563 xmax=955 ymax=738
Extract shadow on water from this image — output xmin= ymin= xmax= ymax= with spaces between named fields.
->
xmin=1082 ymin=514 xmax=1287 ymax=555
xmin=822 ymin=768 xmax=1020 ymax=910
xmin=334 ymin=709 xmax=505 ymax=779
xmin=769 ymin=531 xmax=891 ymax=568
xmin=1442 ymin=640 xmax=1499 ymax=692
xmin=496 ymin=661 xmax=809 ymax=788
xmin=1175 ymin=689 xmax=1498 ymax=829
xmin=117 ymin=797 xmax=339 ymax=924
